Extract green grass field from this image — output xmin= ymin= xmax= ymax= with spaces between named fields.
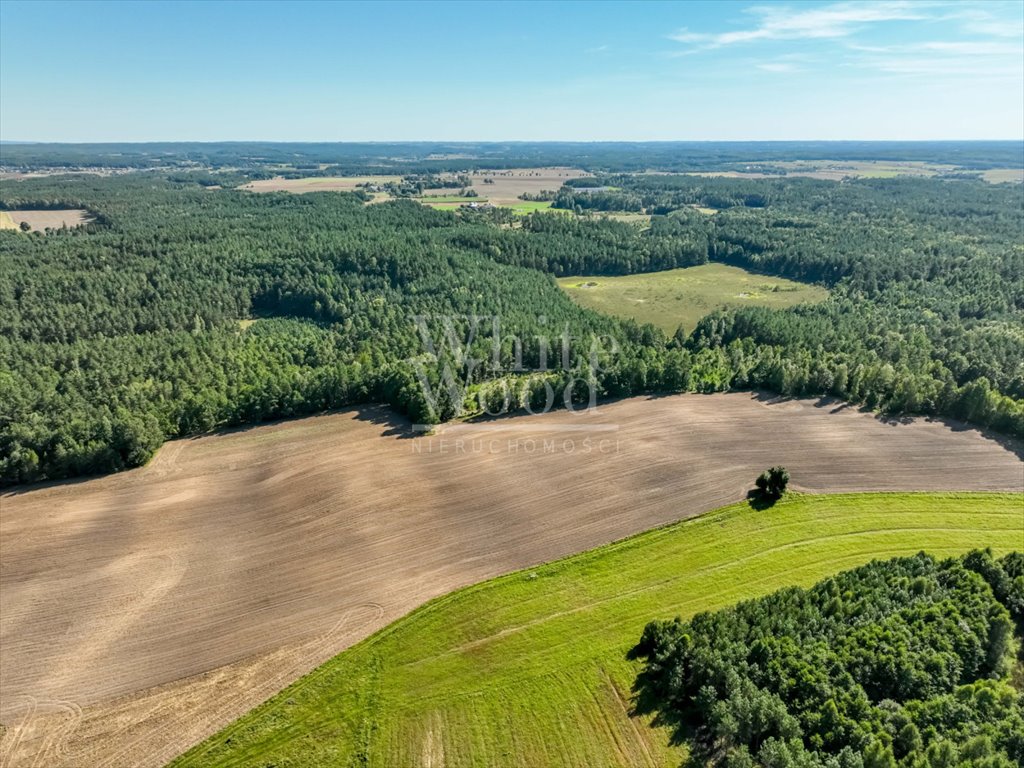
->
xmin=557 ymin=262 xmax=830 ymax=335
xmin=506 ymin=200 xmax=556 ymax=215
xmin=172 ymin=492 xmax=1024 ymax=768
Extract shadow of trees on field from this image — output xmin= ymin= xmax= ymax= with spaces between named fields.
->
xmin=1 ymin=471 xmax=101 ymax=498
xmin=746 ymin=488 xmax=779 ymax=511
xmin=751 ymin=390 xmax=1024 ymax=463
xmin=349 ymin=404 xmax=419 ymax=439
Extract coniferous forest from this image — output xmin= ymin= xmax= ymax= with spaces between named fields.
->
xmin=630 ymin=549 xmax=1024 ymax=768
xmin=1 ymin=150 xmax=1022 ymax=485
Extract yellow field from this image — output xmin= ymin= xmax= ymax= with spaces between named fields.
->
xmin=0 ymin=209 xmax=90 ymax=231
xmin=239 ymin=175 xmax=402 ymax=193
xmin=981 ymin=168 xmax=1024 ymax=183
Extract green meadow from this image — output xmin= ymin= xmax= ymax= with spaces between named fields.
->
xmin=171 ymin=492 xmax=1024 ymax=768
xmin=507 ymin=200 xmax=556 ymax=215
xmin=558 ymin=262 xmax=830 ymax=335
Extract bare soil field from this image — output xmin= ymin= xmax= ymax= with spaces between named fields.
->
xmin=239 ymin=168 xmax=588 ymax=207
xmin=1 ymin=393 xmax=1021 ymax=767
xmin=447 ymin=166 xmax=590 ymax=206
xmin=238 ymin=175 xmax=402 ymax=193
xmin=679 ymin=162 xmax=1024 ymax=183
xmin=751 ymin=160 xmax=956 ymax=180
xmin=0 ymin=209 xmax=90 ymax=231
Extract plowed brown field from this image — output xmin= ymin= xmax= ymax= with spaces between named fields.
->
xmin=1 ymin=393 xmax=1021 ymax=767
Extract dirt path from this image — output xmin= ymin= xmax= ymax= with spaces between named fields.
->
xmin=1 ymin=393 xmax=1021 ymax=767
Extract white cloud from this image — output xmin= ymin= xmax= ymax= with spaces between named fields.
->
xmin=936 ymin=5 xmax=1024 ymax=39
xmin=965 ymin=19 xmax=1024 ymax=38
xmin=918 ymin=41 xmax=1022 ymax=56
xmin=668 ymin=28 xmax=711 ymax=44
xmin=849 ymin=40 xmax=1024 ymax=56
xmin=846 ymin=37 xmax=1024 ymax=79
xmin=757 ymin=62 xmax=800 ymax=72
xmin=864 ymin=56 xmax=1022 ymax=77
xmin=668 ymin=1 xmax=1024 ymax=82
xmin=669 ymin=1 xmax=927 ymax=49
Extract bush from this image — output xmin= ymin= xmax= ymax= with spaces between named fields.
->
xmin=756 ymin=466 xmax=790 ymax=499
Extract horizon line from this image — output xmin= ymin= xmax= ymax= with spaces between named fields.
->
xmin=2 ymin=138 xmax=1023 ymax=146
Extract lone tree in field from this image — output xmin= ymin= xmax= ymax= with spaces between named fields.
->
xmin=755 ymin=466 xmax=789 ymax=500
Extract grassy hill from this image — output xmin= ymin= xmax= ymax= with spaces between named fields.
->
xmin=170 ymin=492 xmax=1024 ymax=767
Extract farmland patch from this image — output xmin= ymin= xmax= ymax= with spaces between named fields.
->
xmin=239 ymin=175 xmax=402 ymax=193
xmin=171 ymin=491 xmax=1024 ymax=768
xmin=1 ymin=393 xmax=1020 ymax=767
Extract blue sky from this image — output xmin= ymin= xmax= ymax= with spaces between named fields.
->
xmin=1 ymin=0 xmax=1021 ymax=141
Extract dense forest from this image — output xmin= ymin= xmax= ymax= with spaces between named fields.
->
xmin=1 ymin=159 xmax=1022 ymax=485
xmin=2 ymin=140 xmax=1021 ymax=173
xmin=550 ymin=175 xmax=1024 ymax=432
xmin=482 ymin=176 xmax=1023 ymax=434
xmin=630 ymin=549 xmax=1024 ymax=768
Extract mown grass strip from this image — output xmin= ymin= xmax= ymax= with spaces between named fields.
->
xmin=171 ymin=492 xmax=1024 ymax=768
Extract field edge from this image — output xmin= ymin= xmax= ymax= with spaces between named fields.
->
xmin=169 ymin=490 xmax=1024 ymax=767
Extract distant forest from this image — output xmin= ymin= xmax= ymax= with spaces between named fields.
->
xmin=1 ymin=145 xmax=1022 ymax=485
xmin=1 ymin=140 xmax=1022 ymax=173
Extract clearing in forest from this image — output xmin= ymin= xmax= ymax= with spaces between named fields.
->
xmin=558 ymin=262 xmax=829 ymax=335
xmin=419 ymin=195 xmax=490 ymax=209
xmin=171 ymin=492 xmax=1024 ymax=768
xmin=0 ymin=209 xmax=90 ymax=231
xmin=981 ymin=168 xmax=1024 ymax=183
xmin=506 ymin=199 xmax=558 ymax=215
xmin=238 ymin=175 xmax=402 ymax=193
